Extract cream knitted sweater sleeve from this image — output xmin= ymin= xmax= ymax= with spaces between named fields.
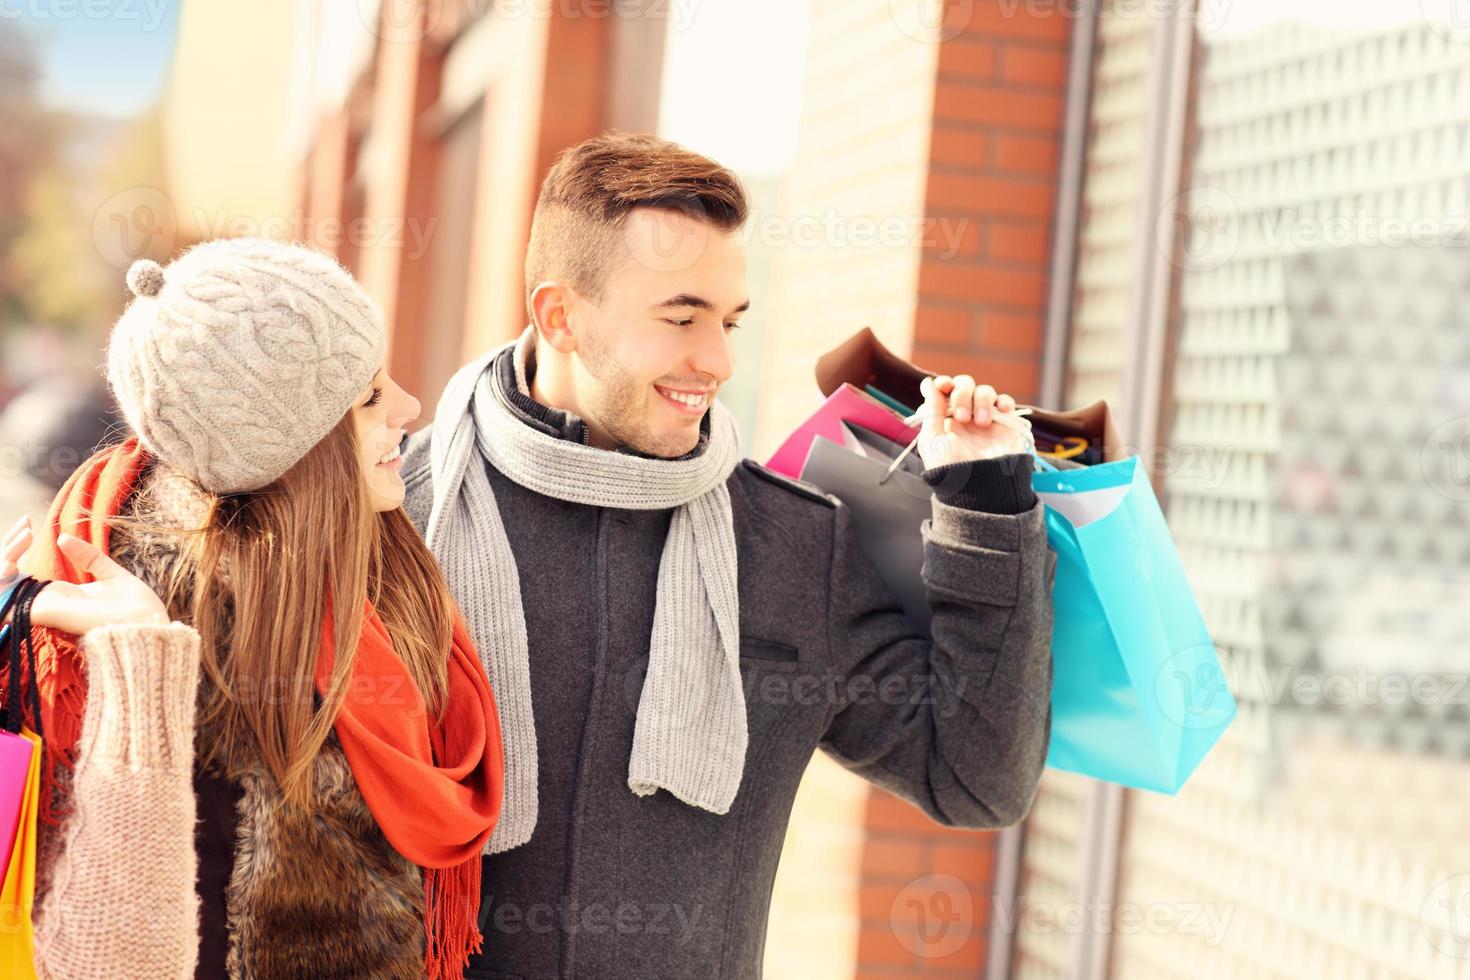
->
xmin=32 ymin=622 xmax=202 ymax=980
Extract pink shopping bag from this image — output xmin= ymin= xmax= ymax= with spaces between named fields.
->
xmin=0 ymin=733 xmax=33 ymax=882
xmin=766 ymin=383 xmax=919 ymax=479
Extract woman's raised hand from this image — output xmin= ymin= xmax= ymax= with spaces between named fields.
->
xmin=2 ymin=515 xmax=169 ymax=635
xmin=1 ymin=515 xmax=30 ymax=588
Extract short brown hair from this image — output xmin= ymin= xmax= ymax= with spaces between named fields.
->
xmin=525 ymin=133 xmax=749 ymax=315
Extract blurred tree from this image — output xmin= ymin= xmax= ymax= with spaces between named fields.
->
xmin=10 ymin=111 xmax=168 ymax=334
xmin=0 ymin=21 xmax=55 ymax=329
xmin=9 ymin=168 xmax=111 ymax=329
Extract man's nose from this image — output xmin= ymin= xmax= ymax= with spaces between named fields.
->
xmin=691 ymin=322 xmax=735 ymax=384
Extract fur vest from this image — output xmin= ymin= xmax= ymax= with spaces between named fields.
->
xmin=96 ymin=461 xmax=429 ymax=979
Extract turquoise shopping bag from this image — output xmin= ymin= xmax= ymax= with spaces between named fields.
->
xmin=1033 ymin=454 xmax=1236 ymax=794
xmin=797 ymin=329 xmax=1236 ymax=795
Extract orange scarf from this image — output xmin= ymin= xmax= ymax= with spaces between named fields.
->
xmin=19 ymin=439 xmax=504 ymax=979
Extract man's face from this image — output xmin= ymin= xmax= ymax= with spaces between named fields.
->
xmin=564 ymin=207 xmax=748 ymax=459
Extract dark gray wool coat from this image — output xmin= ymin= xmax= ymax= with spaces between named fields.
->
xmin=400 ymin=350 xmax=1055 ymax=980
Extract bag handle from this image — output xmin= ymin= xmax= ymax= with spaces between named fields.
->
xmin=885 ymin=404 xmax=1051 ymax=484
xmin=1 ymin=576 xmax=47 ymax=738
xmin=0 ymin=575 xmax=32 ymax=636
xmin=1 ymin=575 xmax=33 ymax=734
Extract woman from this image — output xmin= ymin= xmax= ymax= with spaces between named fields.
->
xmin=0 ymin=238 xmax=504 ymax=979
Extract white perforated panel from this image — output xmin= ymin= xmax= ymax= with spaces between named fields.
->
xmin=1109 ymin=19 xmax=1470 ymax=980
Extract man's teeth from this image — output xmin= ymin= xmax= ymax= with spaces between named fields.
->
xmin=661 ymin=389 xmax=708 ymax=407
xmin=378 ymin=445 xmax=401 ymax=464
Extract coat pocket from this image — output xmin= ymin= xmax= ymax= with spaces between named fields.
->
xmin=739 ymin=636 xmax=800 ymax=663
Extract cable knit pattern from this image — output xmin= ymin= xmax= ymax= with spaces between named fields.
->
xmin=423 ymin=326 xmax=745 ymax=852
xmin=106 ymin=239 xmax=386 ymax=494
xmin=33 ymin=622 xmax=202 ymax=980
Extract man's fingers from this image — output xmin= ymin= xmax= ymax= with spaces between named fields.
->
xmin=973 ymin=384 xmax=997 ymax=424
xmin=920 ymin=376 xmax=950 ymax=442
xmin=997 ymin=393 xmax=1016 ymax=414
xmin=949 ymin=375 xmax=977 ymax=423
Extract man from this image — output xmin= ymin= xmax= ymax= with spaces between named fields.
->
xmin=402 ymin=133 xmax=1054 ymax=979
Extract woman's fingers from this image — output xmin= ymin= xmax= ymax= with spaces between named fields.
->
xmin=57 ymin=533 xmax=126 ymax=580
xmin=2 ymin=526 xmax=31 ymax=564
xmin=1 ymin=534 xmax=31 ymax=582
xmin=27 ymin=580 xmax=81 ymax=635
xmin=2 ymin=515 xmax=30 ymax=556
xmin=997 ymin=393 xmax=1016 ymax=414
xmin=1 ymin=524 xmax=31 ymax=585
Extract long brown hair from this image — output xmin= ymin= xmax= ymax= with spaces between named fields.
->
xmin=139 ymin=413 xmax=456 ymax=808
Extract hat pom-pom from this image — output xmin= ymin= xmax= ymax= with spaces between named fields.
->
xmin=126 ymin=259 xmax=165 ymax=298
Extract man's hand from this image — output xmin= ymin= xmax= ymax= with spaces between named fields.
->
xmin=916 ymin=374 xmax=1032 ymax=469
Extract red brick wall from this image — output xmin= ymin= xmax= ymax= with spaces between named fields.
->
xmin=857 ymin=2 xmax=1073 ymax=977
xmin=296 ymin=4 xmax=618 ymax=373
xmin=858 ymin=792 xmax=999 ymax=976
xmin=911 ymin=1 xmax=1072 ymax=406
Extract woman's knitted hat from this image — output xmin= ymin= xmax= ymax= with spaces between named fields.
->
xmin=106 ymin=238 xmax=386 ymax=494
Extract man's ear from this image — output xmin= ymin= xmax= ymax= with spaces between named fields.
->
xmin=530 ymin=282 xmax=578 ymax=354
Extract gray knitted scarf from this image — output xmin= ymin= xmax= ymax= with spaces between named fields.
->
xmin=425 ymin=327 xmax=745 ymax=854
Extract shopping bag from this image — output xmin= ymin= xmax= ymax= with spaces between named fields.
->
xmin=0 ymin=730 xmax=31 ymax=883
xmin=766 ymin=383 xmax=920 ymax=479
xmin=0 ymin=580 xmax=37 ymax=877
xmin=800 ymin=422 xmax=933 ymax=629
xmin=0 ymin=729 xmax=39 ymax=972
xmin=787 ymin=327 xmax=1235 ymax=794
xmin=0 ymin=575 xmax=44 ymax=976
xmin=1032 ymin=427 xmax=1235 ymax=793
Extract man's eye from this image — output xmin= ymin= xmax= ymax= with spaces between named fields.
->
xmin=664 ymin=318 xmax=694 ymax=327
xmin=725 ymin=322 xmax=741 ymax=331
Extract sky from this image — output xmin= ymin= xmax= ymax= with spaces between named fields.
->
xmin=10 ymin=0 xmax=180 ymax=118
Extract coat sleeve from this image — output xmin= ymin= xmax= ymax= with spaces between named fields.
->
xmin=817 ymin=456 xmax=1055 ymax=828
xmin=33 ymin=622 xmax=202 ymax=980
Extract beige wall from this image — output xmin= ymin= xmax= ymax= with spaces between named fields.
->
xmin=756 ymin=4 xmax=943 ymax=979
xmin=754 ymin=2 xmax=939 ymax=461
xmin=159 ymin=0 xmax=298 ymax=244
